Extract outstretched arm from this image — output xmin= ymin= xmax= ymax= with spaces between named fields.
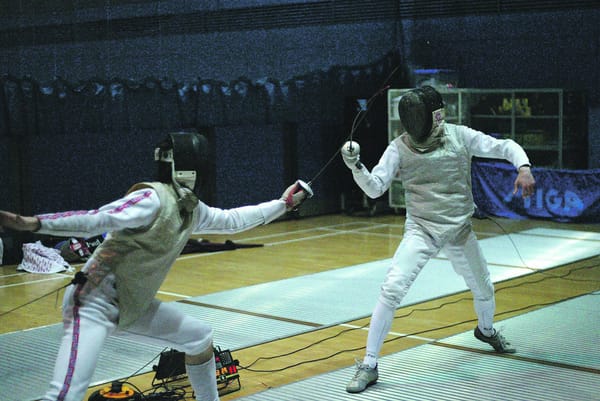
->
xmin=0 ymin=188 xmax=160 ymax=237
xmin=192 ymin=180 xmax=313 ymax=234
xmin=0 ymin=211 xmax=41 ymax=232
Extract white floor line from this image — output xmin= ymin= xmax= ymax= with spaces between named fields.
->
xmin=0 ymin=274 xmax=71 ymax=289
xmin=339 ymin=323 xmax=435 ymax=342
xmin=5 ymin=224 xmax=589 ymax=291
xmin=320 ymin=229 xmax=404 ymax=239
xmin=178 ymin=222 xmax=391 ymax=258
xmin=0 ymin=272 xmax=29 ymax=278
xmin=157 ymin=290 xmax=192 ymax=298
xmin=227 ymin=221 xmax=379 ymax=242
xmin=2 ymin=224 xmax=369 ymax=285
xmin=265 ymin=230 xmax=361 ymax=246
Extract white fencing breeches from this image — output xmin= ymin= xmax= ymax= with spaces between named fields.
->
xmin=41 ymin=274 xmax=216 ymax=401
xmin=443 ymin=230 xmax=496 ymax=335
xmin=366 ymin=220 xmax=496 ymax=361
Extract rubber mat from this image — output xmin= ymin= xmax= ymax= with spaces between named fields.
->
xmin=1 ymin=228 xmax=598 ymax=401
xmin=187 ymin=227 xmax=600 ymax=324
xmin=238 ymin=293 xmax=600 ymax=401
xmin=0 ymin=324 xmax=166 ymax=401
xmin=443 ymin=291 xmax=600 ymax=369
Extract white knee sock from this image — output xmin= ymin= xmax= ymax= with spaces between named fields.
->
xmin=186 ymin=358 xmax=219 ymax=401
xmin=364 ymin=300 xmax=395 ymax=368
xmin=474 ymin=298 xmax=496 ymax=337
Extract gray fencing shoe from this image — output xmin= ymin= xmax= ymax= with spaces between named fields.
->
xmin=474 ymin=327 xmax=517 ymax=353
xmin=346 ymin=359 xmax=379 ymax=393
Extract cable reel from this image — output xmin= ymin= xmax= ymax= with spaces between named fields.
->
xmin=87 ymin=381 xmax=141 ymax=401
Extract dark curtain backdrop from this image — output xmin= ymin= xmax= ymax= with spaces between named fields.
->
xmin=0 ymin=51 xmax=405 ymax=262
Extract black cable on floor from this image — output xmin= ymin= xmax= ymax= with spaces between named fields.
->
xmin=240 ymin=259 xmax=600 ymax=373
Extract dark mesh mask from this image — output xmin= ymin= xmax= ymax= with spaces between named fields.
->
xmin=398 ymin=86 xmax=444 ymax=144
xmin=155 ymin=132 xmax=209 ymax=191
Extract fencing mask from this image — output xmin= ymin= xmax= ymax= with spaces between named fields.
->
xmin=155 ymin=131 xmax=209 ymax=212
xmin=155 ymin=131 xmax=209 ymax=191
xmin=397 ymin=85 xmax=445 ymax=146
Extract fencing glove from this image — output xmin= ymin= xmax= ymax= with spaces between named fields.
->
xmin=281 ymin=180 xmax=313 ymax=211
xmin=341 ymin=141 xmax=362 ymax=171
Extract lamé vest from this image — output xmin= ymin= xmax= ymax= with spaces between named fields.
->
xmin=90 ymin=182 xmax=195 ymax=328
xmin=394 ymin=125 xmax=473 ymax=242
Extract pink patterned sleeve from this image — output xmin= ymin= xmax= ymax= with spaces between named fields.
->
xmin=36 ymin=189 xmax=160 ymax=237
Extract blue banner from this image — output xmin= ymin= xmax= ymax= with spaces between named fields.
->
xmin=472 ymin=161 xmax=600 ymax=223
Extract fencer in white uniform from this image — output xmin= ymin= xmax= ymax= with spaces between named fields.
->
xmin=0 ymin=132 xmax=312 ymax=401
xmin=341 ymin=86 xmax=536 ymax=393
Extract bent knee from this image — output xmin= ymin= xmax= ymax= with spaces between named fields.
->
xmin=185 ymin=342 xmax=214 ymax=365
xmin=379 ymin=274 xmax=415 ymax=308
xmin=180 ymin=323 xmax=213 ymax=356
xmin=379 ymin=287 xmax=406 ymax=309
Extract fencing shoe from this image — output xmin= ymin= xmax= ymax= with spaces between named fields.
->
xmin=474 ymin=327 xmax=517 ymax=353
xmin=346 ymin=360 xmax=379 ymax=393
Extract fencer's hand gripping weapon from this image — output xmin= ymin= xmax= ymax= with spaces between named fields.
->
xmin=341 ymin=141 xmax=360 ymax=158
xmin=340 ymin=140 xmax=361 ymax=170
xmin=306 ymin=65 xmax=399 ymax=185
xmin=297 ymin=180 xmax=314 ymax=198
xmin=283 ymin=180 xmax=314 ymax=211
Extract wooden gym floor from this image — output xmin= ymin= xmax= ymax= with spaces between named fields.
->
xmin=1 ymin=212 xmax=599 ymax=400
